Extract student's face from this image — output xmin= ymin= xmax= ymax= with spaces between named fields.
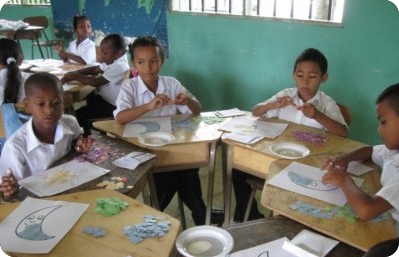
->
xmin=377 ymin=100 xmax=399 ymax=150
xmin=24 ymin=85 xmax=64 ymax=134
xmin=75 ymin=19 xmax=92 ymax=39
xmin=100 ymin=40 xmax=121 ymax=65
xmin=293 ymin=61 xmax=328 ymax=102
xmin=132 ymin=45 xmax=163 ymax=86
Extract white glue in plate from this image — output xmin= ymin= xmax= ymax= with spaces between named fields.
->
xmin=137 ymin=131 xmax=175 ymax=147
xmin=269 ymin=142 xmax=310 ymax=159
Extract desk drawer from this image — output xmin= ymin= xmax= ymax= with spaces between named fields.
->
xmin=232 ymin=145 xmax=276 ymax=178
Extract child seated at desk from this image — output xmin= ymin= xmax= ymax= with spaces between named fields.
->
xmin=0 ymin=38 xmax=31 ymax=104
xmin=233 ymin=48 xmax=349 ymax=222
xmin=0 ymin=72 xmax=93 ymax=199
xmin=61 ymin=33 xmax=130 ymax=135
xmin=322 ymin=83 xmax=399 ymax=236
xmin=114 ymin=36 xmax=222 ymax=225
xmin=54 ymin=15 xmax=96 ymax=65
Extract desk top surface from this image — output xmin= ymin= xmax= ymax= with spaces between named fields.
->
xmin=0 ymin=189 xmax=181 ymax=257
xmin=261 ymin=158 xmax=396 ymax=251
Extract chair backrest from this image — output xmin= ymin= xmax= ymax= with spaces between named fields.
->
xmin=1 ymin=103 xmax=26 ymax=138
xmin=337 ymin=103 xmax=352 ymax=126
xmin=23 ymin=16 xmax=49 ymax=40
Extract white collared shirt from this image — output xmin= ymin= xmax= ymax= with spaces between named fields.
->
xmin=98 ymin=54 xmax=130 ymax=105
xmin=0 ymin=69 xmax=30 ymax=104
xmin=373 ymin=145 xmax=399 ymax=226
xmin=114 ymin=76 xmax=195 ymax=118
xmin=0 ymin=115 xmax=82 ymax=180
xmin=67 ymin=38 xmax=96 ymax=64
xmin=262 ymin=88 xmax=347 ymax=130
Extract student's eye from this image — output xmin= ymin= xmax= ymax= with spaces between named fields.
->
xmin=151 ymin=59 xmax=159 ymax=64
xmin=137 ymin=60 xmax=144 ymax=65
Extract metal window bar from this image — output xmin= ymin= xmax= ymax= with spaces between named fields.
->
xmin=309 ymin=0 xmax=314 ymax=19
xmin=327 ymin=0 xmax=333 ymax=20
xmin=290 ymin=0 xmax=294 ymax=18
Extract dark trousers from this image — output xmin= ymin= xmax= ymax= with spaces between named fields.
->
xmin=232 ymin=169 xmax=264 ymax=222
xmin=76 ymin=92 xmax=116 ymax=135
xmin=153 ymin=169 xmax=207 ymax=225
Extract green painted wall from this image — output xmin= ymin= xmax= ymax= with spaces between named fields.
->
xmin=1 ymin=0 xmax=399 ymax=145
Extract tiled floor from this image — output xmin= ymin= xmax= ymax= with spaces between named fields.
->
xmin=138 ymin=146 xmax=269 ymax=229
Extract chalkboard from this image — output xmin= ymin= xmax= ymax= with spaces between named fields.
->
xmin=51 ymin=0 xmax=168 ymax=52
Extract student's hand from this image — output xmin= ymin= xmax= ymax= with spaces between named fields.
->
xmin=74 ymin=135 xmax=94 ymax=153
xmin=54 ymin=43 xmax=63 ymax=53
xmin=173 ymin=92 xmax=191 ymax=106
xmin=1 ymin=169 xmax=19 ymax=199
xmin=272 ymin=96 xmax=296 ymax=109
xmin=149 ymin=94 xmax=173 ymax=110
xmin=61 ymin=73 xmax=77 ymax=84
xmin=298 ymin=103 xmax=320 ymax=119
xmin=322 ymin=168 xmax=352 ymax=187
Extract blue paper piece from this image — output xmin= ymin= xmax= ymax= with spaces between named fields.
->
xmin=123 ymin=215 xmax=171 ymax=244
xmin=82 ymin=226 xmax=107 ymax=237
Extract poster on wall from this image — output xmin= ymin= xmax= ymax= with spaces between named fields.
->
xmin=51 ymin=0 xmax=168 ymax=53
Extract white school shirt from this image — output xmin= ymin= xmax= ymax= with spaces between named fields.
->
xmin=262 ymin=88 xmax=347 ymax=130
xmin=98 ymin=54 xmax=130 ymax=105
xmin=372 ymin=145 xmax=399 ymax=230
xmin=0 ymin=68 xmax=30 ymax=104
xmin=0 ymin=115 xmax=82 ymax=181
xmin=66 ymin=38 xmax=96 ymax=64
xmin=114 ymin=76 xmax=195 ymax=118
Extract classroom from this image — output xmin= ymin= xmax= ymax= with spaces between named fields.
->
xmin=0 ymin=0 xmax=399 ymax=256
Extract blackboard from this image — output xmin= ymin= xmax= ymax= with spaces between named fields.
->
xmin=51 ymin=0 xmax=168 ymax=52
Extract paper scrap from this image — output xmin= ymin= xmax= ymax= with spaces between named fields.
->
xmin=123 ymin=215 xmax=171 ymax=244
xmin=222 ymin=132 xmax=263 ymax=144
xmin=346 ymin=161 xmax=374 ymax=176
xmin=112 ymin=151 xmax=156 ymax=170
xmin=215 ymin=108 xmax=247 ymax=117
xmin=95 ymin=197 xmax=129 ymax=216
xmin=82 ymin=227 xmax=107 ymax=237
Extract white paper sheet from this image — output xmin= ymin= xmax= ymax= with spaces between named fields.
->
xmin=346 ymin=161 xmax=374 ymax=176
xmin=219 ymin=116 xmax=288 ymax=139
xmin=230 ymin=237 xmax=297 ymax=257
xmin=0 ymin=197 xmax=88 ymax=254
xmin=266 ymin=162 xmax=364 ymax=207
xmin=215 ymin=108 xmax=247 ymax=117
xmin=62 ymin=84 xmax=79 ymax=91
xmin=123 ymin=117 xmax=172 ymax=137
xmin=222 ymin=132 xmax=264 ymax=144
xmin=112 ymin=151 xmax=156 ymax=169
xmin=25 ymin=59 xmax=64 ymax=67
xmin=18 ymin=160 xmax=110 ymax=197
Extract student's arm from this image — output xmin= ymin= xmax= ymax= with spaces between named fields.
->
xmin=321 ymin=146 xmax=373 ymax=172
xmin=115 ymin=94 xmax=172 ymax=124
xmin=252 ymin=96 xmax=296 ymax=116
xmin=0 ymin=169 xmax=18 ymax=199
xmin=298 ymin=103 xmax=348 ymax=137
xmin=322 ymin=169 xmax=393 ymax=220
xmin=58 ymin=51 xmax=88 ymax=65
xmin=61 ymin=65 xmax=108 ymax=88
xmin=174 ymin=92 xmax=202 ymax=115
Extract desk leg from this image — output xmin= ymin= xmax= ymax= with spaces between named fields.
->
xmin=34 ymin=31 xmax=44 ymax=59
xmin=223 ymin=144 xmax=233 ymax=227
xmin=147 ymin=171 xmax=160 ymax=210
xmin=205 ymin=141 xmax=217 ymax=225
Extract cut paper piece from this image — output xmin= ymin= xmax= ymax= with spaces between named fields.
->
xmin=219 ymin=116 xmax=288 ymax=139
xmin=123 ymin=117 xmax=172 ymax=137
xmin=74 ymin=139 xmax=125 ymax=164
xmin=0 ymin=197 xmax=88 ymax=254
xmin=82 ymin=227 xmax=106 ymax=237
xmin=293 ymin=131 xmax=327 ymax=145
xmin=346 ymin=161 xmax=374 ymax=176
xmin=199 ymin=115 xmax=224 ymax=125
xmin=230 ymin=237 xmax=297 ymax=257
xmin=267 ymin=162 xmax=364 ymax=207
xmin=112 ymin=151 xmax=156 ymax=170
xmin=283 ymin=229 xmax=339 ymax=257
xmin=123 ymin=215 xmax=171 ymax=244
xmin=222 ymin=132 xmax=263 ymax=145
xmin=95 ymin=197 xmax=129 ymax=216
xmin=96 ymin=176 xmax=133 ymax=190
xmin=215 ymin=108 xmax=247 ymax=117
xmin=172 ymin=118 xmax=199 ymax=131
xmin=19 ymin=160 xmax=110 ymax=197
xmin=63 ymin=84 xmax=79 ymax=91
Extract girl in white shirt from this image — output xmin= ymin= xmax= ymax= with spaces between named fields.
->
xmin=55 ymin=15 xmax=96 ymax=65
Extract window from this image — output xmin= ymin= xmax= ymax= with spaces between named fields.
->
xmin=6 ymin=0 xmax=50 ymax=5
xmin=171 ymin=0 xmax=344 ymax=23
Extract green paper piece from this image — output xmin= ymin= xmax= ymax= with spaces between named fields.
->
xmin=95 ymin=197 xmax=129 ymax=216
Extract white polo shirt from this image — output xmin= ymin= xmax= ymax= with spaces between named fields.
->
xmin=67 ymin=38 xmax=96 ymax=64
xmin=0 ymin=115 xmax=82 ymax=180
xmin=262 ymin=88 xmax=347 ymax=130
xmin=98 ymin=54 xmax=130 ymax=105
xmin=114 ymin=76 xmax=195 ymax=118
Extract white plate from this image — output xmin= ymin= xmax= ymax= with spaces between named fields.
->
xmin=176 ymin=225 xmax=234 ymax=257
xmin=269 ymin=142 xmax=310 ymax=159
xmin=137 ymin=131 xmax=175 ymax=147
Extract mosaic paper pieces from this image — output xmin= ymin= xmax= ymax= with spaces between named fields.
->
xmin=75 ymin=140 xmax=125 ymax=164
xmin=94 ymin=197 xmax=129 ymax=216
xmin=123 ymin=215 xmax=171 ymax=244
xmin=293 ymin=131 xmax=327 ymax=145
xmin=82 ymin=226 xmax=107 ymax=237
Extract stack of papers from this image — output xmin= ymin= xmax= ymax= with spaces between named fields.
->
xmin=222 ymin=132 xmax=263 ymax=145
xmin=112 ymin=151 xmax=156 ymax=169
xmin=230 ymin=229 xmax=338 ymax=257
xmin=19 ymin=160 xmax=110 ymax=197
xmin=215 ymin=108 xmax=247 ymax=117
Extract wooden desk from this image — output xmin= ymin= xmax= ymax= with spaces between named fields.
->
xmin=0 ymin=26 xmax=45 ymax=58
xmin=260 ymin=158 xmax=396 ymax=251
xmin=221 ymin=117 xmax=368 ymax=226
xmin=0 ymin=189 xmax=181 ymax=257
xmin=93 ymin=113 xmax=223 ymax=225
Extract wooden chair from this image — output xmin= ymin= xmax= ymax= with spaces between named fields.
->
xmin=21 ymin=16 xmax=62 ymax=59
xmin=243 ymin=103 xmax=352 ymax=222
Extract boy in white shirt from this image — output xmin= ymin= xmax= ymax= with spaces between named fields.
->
xmin=61 ymin=34 xmax=130 ymax=135
xmin=0 ymin=72 xmax=92 ymax=199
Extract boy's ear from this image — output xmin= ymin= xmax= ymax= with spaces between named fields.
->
xmin=23 ymin=98 xmax=32 ymax=114
xmin=321 ymin=72 xmax=329 ymax=83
